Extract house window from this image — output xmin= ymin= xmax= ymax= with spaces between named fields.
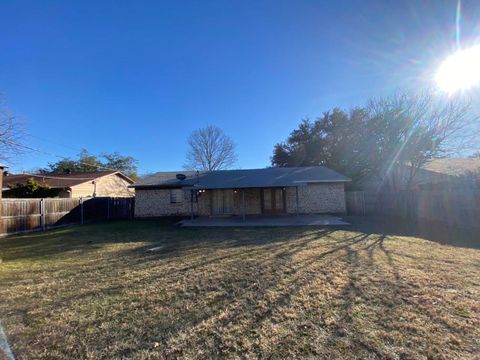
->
xmin=170 ymin=189 xmax=183 ymax=203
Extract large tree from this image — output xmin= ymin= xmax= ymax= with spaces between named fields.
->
xmin=271 ymin=108 xmax=376 ymax=183
xmin=44 ymin=150 xmax=139 ymax=179
xmin=184 ymin=125 xmax=237 ymax=171
xmin=45 ymin=149 xmax=103 ymax=174
xmin=272 ymin=91 xmax=477 ymax=189
xmin=0 ymin=98 xmax=26 ymax=163
xmin=101 ymin=152 xmax=139 ymax=180
xmin=367 ymin=92 xmax=476 ymax=189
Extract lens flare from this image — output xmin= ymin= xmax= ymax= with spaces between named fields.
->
xmin=435 ymin=44 xmax=480 ymax=93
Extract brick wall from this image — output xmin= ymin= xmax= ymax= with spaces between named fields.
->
xmin=135 ymin=189 xmax=190 ymax=217
xmin=285 ymin=183 xmax=346 ymax=214
xmin=135 ymin=183 xmax=346 ymax=217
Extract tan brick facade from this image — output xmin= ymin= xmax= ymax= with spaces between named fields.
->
xmin=135 ymin=183 xmax=346 ymax=217
xmin=134 ymin=189 xmax=191 ymax=217
xmin=285 ymin=183 xmax=346 ymax=214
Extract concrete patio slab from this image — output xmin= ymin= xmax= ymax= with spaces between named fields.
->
xmin=177 ymin=214 xmax=350 ymax=227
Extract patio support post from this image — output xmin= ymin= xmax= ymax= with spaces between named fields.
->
xmin=242 ymin=189 xmax=246 ymax=222
xmin=190 ymin=190 xmax=194 ymax=220
xmin=295 ymin=186 xmax=299 ymax=216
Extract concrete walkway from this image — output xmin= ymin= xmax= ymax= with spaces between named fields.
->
xmin=177 ymin=214 xmax=350 ymax=227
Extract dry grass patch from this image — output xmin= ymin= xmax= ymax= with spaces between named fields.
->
xmin=0 ymin=220 xmax=479 ymax=359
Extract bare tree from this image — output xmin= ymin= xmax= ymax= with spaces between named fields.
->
xmin=0 ymin=98 xmax=26 ymax=163
xmin=369 ymin=91 xmax=479 ymax=190
xmin=184 ymin=125 xmax=237 ymax=171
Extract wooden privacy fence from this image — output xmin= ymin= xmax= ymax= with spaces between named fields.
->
xmin=346 ymin=190 xmax=480 ymax=228
xmin=0 ymin=197 xmax=134 ymax=236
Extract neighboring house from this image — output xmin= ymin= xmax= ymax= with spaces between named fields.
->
xmin=131 ymin=166 xmax=350 ymax=218
xmin=362 ymin=158 xmax=480 ymax=191
xmin=3 ymin=171 xmax=134 ymax=198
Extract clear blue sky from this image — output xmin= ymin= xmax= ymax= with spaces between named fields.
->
xmin=1 ymin=0 xmax=479 ymax=174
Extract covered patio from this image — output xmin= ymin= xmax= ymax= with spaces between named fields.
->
xmin=177 ymin=214 xmax=350 ymax=227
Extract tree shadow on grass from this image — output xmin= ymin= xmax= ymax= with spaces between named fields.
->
xmin=0 ymin=220 xmax=298 ymax=262
xmin=151 ymin=231 xmax=382 ymax=358
xmin=345 ymin=215 xmax=480 ymax=249
xmin=154 ymin=227 xmax=475 ymax=359
xmin=3 ymin=220 xmax=478 ymax=359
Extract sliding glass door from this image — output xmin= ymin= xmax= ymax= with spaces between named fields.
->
xmin=261 ymin=188 xmax=285 ymax=214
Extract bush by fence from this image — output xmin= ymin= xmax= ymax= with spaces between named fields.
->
xmin=0 ymin=197 xmax=134 ymax=236
xmin=346 ymin=190 xmax=480 ymax=228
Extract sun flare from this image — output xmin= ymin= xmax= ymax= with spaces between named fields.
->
xmin=435 ymin=44 xmax=480 ymax=94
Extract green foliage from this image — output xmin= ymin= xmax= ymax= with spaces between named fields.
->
xmin=7 ymin=178 xmax=58 ymax=198
xmin=44 ymin=149 xmax=138 ymax=179
xmin=271 ymin=108 xmax=383 ymax=184
xmin=272 ymin=92 xmax=474 ymax=188
xmin=101 ymin=152 xmax=139 ymax=180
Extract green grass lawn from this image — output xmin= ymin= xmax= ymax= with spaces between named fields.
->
xmin=0 ymin=220 xmax=479 ymax=359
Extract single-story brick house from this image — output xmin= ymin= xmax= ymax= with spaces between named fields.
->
xmin=131 ymin=166 xmax=350 ymax=218
xmin=3 ymin=171 xmax=134 ymax=198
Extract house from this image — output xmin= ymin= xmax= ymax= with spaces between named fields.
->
xmin=3 ymin=171 xmax=134 ymax=198
xmin=412 ymin=158 xmax=480 ymax=189
xmin=131 ymin=166 xmax=350 ymax=218
xmin=364 ymin=158 xmax=480 ymax=191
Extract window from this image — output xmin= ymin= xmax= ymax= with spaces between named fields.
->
xmin=170 ymin=189 xmax=183 ymax=203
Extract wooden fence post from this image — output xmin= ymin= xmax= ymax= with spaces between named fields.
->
xmin=40 ymin=198 xmax=46 ymax=231
xmin=80 ymin=197 xmax=84 ymax=225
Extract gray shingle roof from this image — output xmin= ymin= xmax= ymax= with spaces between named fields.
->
xmin=4 ymin=171 xmax=133 ymax=189
xmin=132 ymin=171 xmax=198 ymax=187
xmin=132 ymin=166 xmax=350 ymax=189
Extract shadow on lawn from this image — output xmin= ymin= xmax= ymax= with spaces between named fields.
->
xmin=0 ymin=219 xmax=198 ymax=261
xmin=125 ymin=231 xmax=348 ymax=355
xmin=3 ymin=219 xmax=476 ymax=359
xmin=153 ymin=230 xmax=411 ymax=358
xmin=345 ymin=215 xmax=480 ymax=249
xmin=3 ymin=213 xmax=477 ymax=264
xmin=165 ymin=228 xmax=471 ymax=357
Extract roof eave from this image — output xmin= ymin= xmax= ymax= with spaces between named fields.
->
xmin=111 ymin=171 xmax=135 ymax=184
xmin=129 ymin=184 xmax=184 ymax=190
xmin=293 ymin=179 xmax=351 ymax=183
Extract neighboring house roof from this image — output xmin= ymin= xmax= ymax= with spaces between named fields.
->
xmin=360 ymin=157 xmax=480 ymax=191
xmin=3 ymin=171 xmax=134 ymax=190
xmin=422 ymin=158 xmax=480 ymax=177
xmin=132 ymin=166 xmax=351 ymax=190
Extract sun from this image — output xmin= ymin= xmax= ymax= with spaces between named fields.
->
xmin=435 ymin=44 xmax=480 ymax=94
